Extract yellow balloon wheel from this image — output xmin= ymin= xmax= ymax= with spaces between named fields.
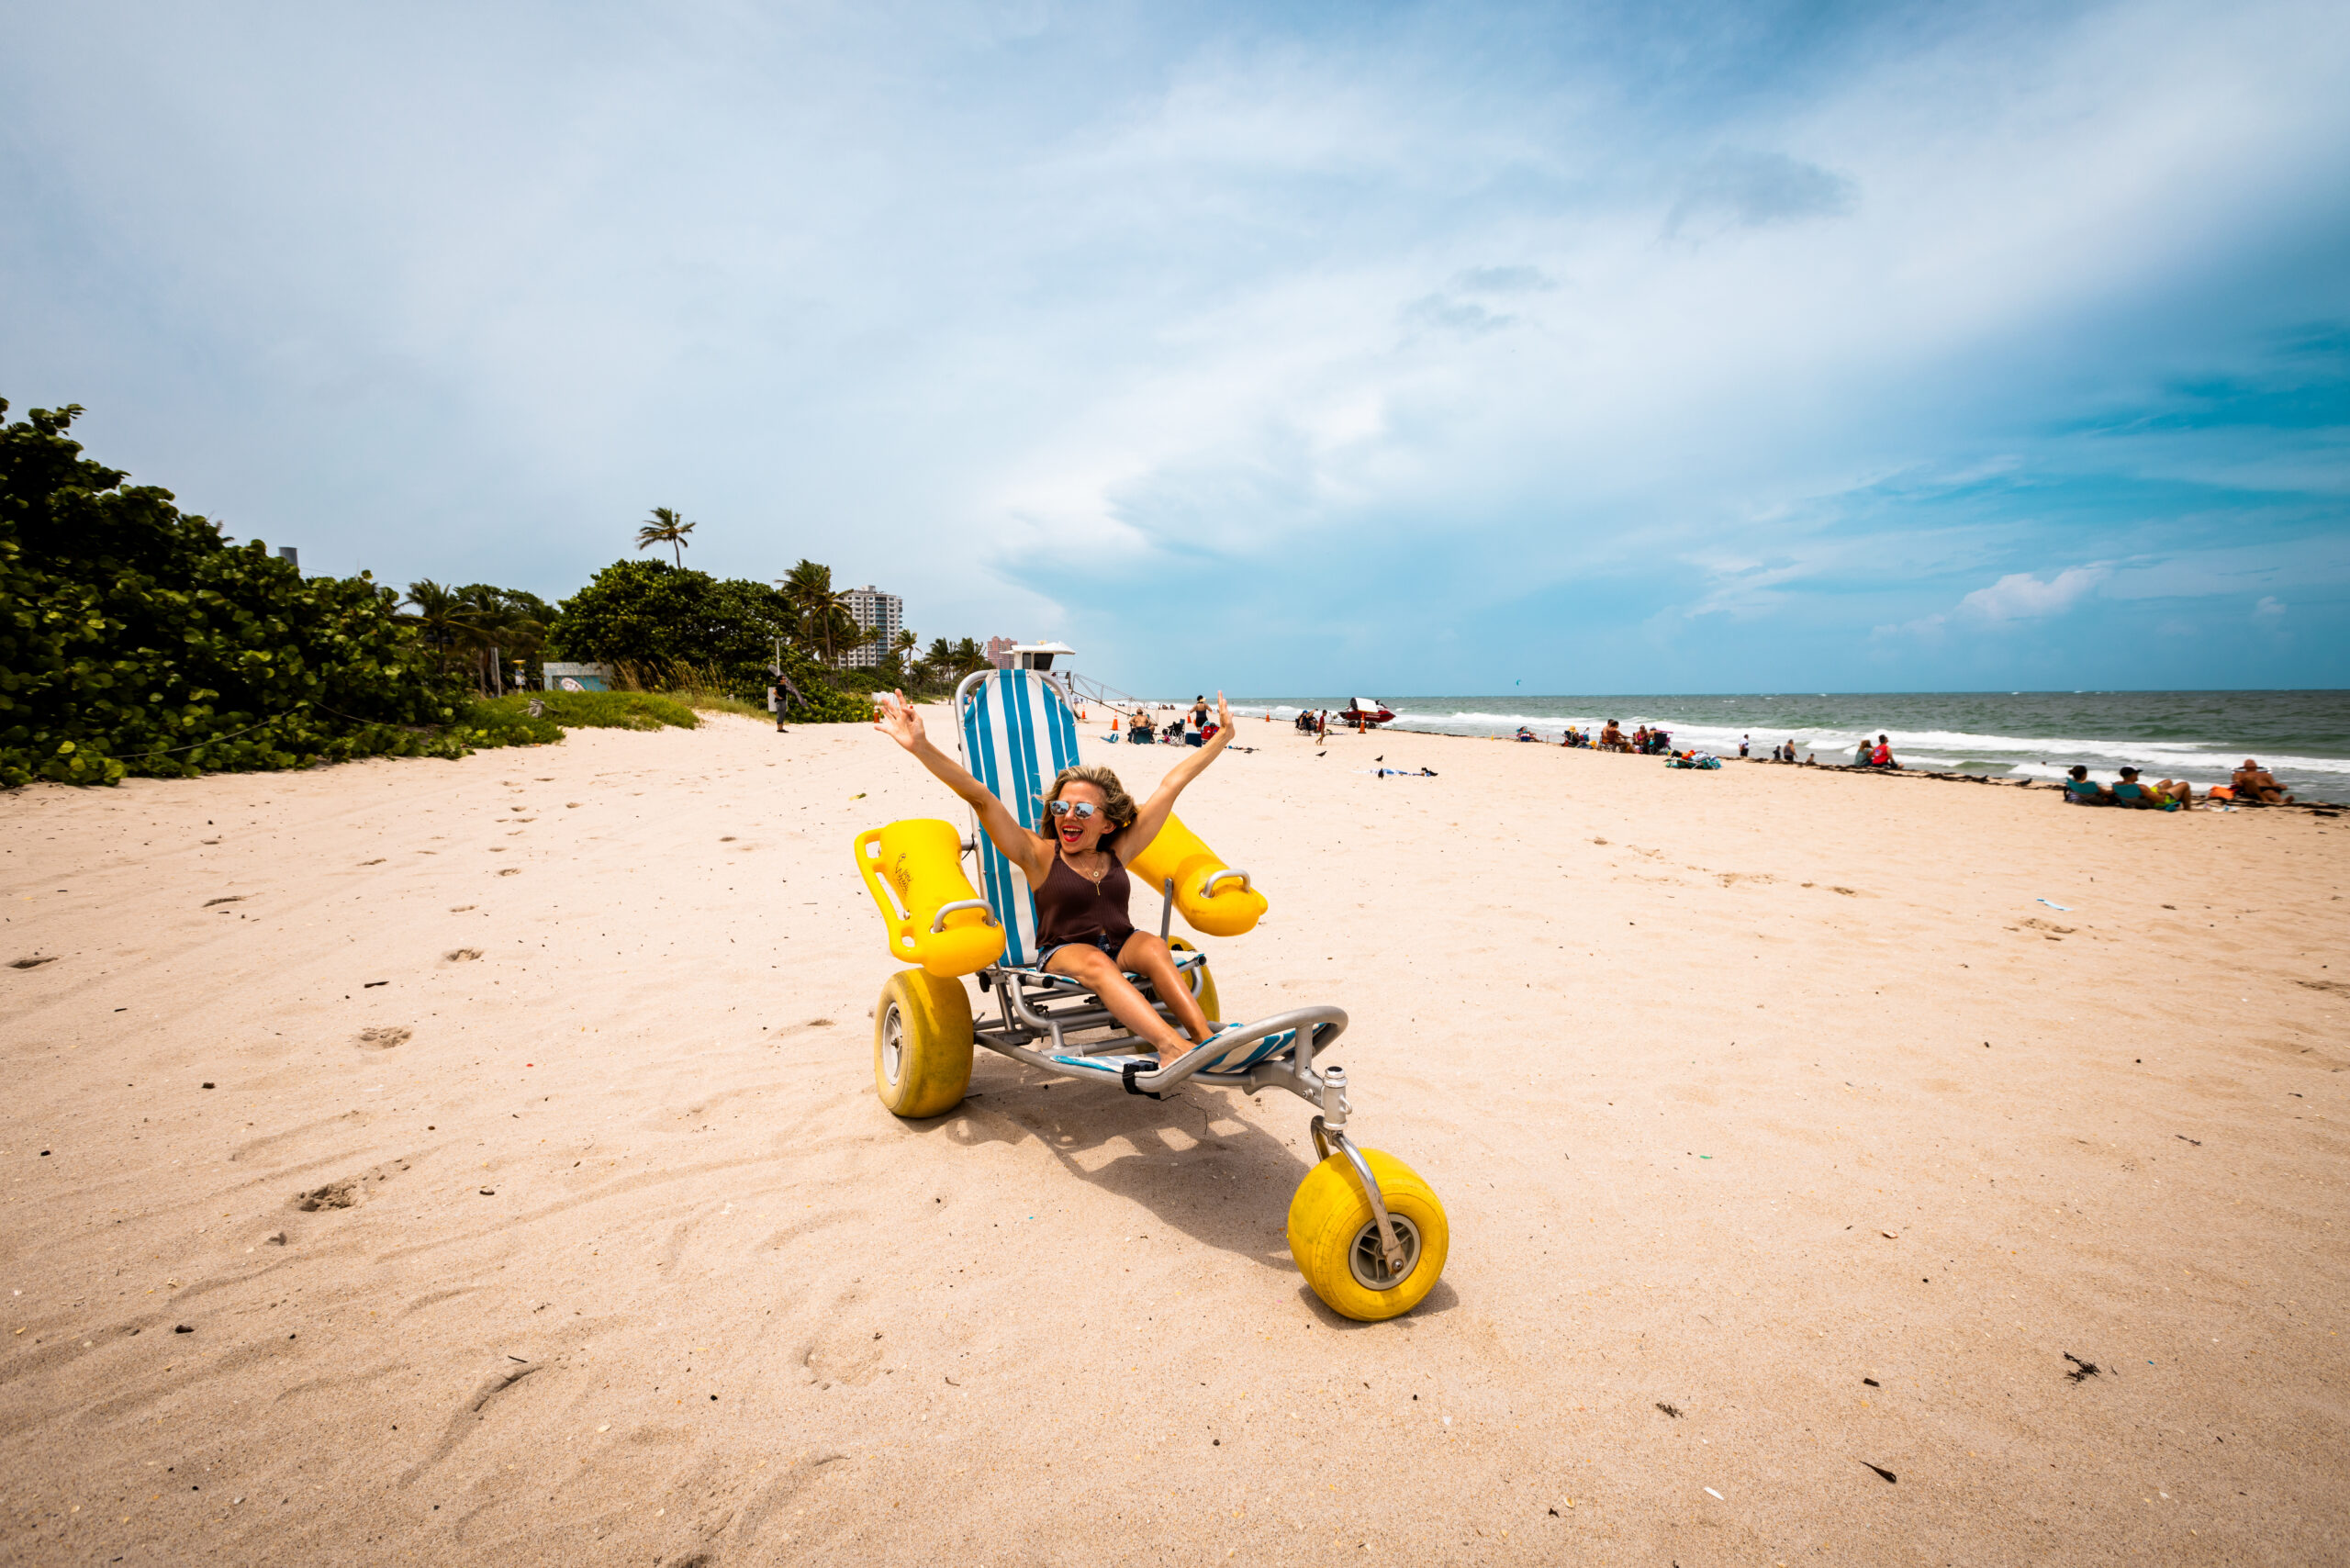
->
xmin=1168 ymin=937 xmax=1219 ymax=1023
xmin=1286 ymin=1148 xmax=1448 ymax=1321
xmin=873 ymin=969 xmax=974 ymax=1118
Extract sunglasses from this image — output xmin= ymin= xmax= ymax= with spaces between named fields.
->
xmin=1046 ymin=799 xmax=1100 ymax=820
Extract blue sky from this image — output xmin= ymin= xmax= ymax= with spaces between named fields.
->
xmin=4 ymin=0 xmax=2344 ymax=694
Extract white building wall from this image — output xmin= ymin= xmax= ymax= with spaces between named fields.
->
xmin=841 ymin=585 xmax=902 ymax=668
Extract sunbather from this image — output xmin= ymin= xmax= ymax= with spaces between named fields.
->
xmin=2154 ymin=777 xmax=2196 ymax=807
xmin=1599 ymin=721 xmax=1627 ymax=752
xmin=874 ymin=689 xmax=1228 ymax=1058
xmin=2063 ymin=765 xmax=2111 ymax=805
xmin=2109 ymin=767 xmax=2165 ymax=809
xmin=2231 ymin=758 xmax=2290 ymax=804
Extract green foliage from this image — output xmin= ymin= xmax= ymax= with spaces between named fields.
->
xmin=778 ymin=557 xmax=864 ymax=665
xmin=473 ymin=690 xmax=700 ymax=732
xmin=550 ymin=558 xmax=869 ymax=721
xmin=441 ymin=700 xmax=565 ymax=751
xmin=0 ymin=400 xmax=469 ymax=789
xmin=675 ymin=691 xmax=778 ymax=722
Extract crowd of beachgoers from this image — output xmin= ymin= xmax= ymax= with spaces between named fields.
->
xmin=1174 ymin=702 xmax=2316 ymax=810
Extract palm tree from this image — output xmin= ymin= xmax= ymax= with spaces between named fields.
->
xmin=474 ymin=602 xmax=548 ymax=696
xmin=890 ymin=627 xmax=919 ymax=685
xmin=636 ymin=507 xmax=696 ymax=566
xmin=399 ymin=579 xmax=487 ymax=676
xmin=778 ymin=559 xmax=858 ymax=666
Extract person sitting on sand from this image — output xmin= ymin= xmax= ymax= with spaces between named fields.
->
xmin=1516 ymin=726 xmax=1538 ymax=743
xmin=2109 ymin=767 xmax=2165 ymax=809
xmin=1870 ymin=734 xmax=1900 ymax=769
xmin=1599 ymin=720 xmax=1627 ymax=752
xmin=2231 ymin=758 xmax=2290 ymax=805
xmin=1853 ymin=738 xmax=1873 ymax=767
xmin=2153 ymin=777 xmax=2196 ymax=807
xmin=874 ymin=689 xmax=1230 ymax=1060
xmin=2063 ymin=765 xmax=2112 ymax=805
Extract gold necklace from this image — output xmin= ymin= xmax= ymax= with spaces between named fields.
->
xmin=1065 ymin=847 xmax=1110 ymax=888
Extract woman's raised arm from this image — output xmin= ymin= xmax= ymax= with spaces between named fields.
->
xmin=873 ymin=691 xmax=1048 ymax=881
xmin=1121 ymin=691 xmax=1232 ymax=853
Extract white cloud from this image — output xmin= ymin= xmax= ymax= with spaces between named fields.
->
xmin=1 ymin=0 xmax=2345 ymax=689
xmin=1958 ymin=566 xmax=2114 ymax=621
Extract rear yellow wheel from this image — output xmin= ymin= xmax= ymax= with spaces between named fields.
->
xmin=1286 ymin=1148 xmax=1448 ymax=1321
xmin=1168 ymin=936 xmax=1219 ymax=1023
xmin=873 ymin=969 xmax=973 ymax=1118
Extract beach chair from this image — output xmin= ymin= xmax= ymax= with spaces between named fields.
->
xmin=853 ymin=667 xmax=1448 ymax=1321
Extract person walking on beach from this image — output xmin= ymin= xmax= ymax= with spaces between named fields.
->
xmin=1739 ymin=734 xmax=1750 ymax=757
xmin=872 ymin=689 xmax=1234 ymax=1058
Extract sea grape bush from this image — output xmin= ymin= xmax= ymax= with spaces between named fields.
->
xmin=553 ymin=558 xmax=871 ymax=722
xmin=0 ymin=400 xmax=481 ymax=788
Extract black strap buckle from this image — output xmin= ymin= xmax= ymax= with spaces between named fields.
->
xmin=1121 ymin=1061 xmax=1165 ymax=1100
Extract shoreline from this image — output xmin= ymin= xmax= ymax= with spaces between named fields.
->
xmin=1186 ymin=714 xmax=2347 ymax=809
xmin=1204 ymin=690 xmax=2350 ymax=801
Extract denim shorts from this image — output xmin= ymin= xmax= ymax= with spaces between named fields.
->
xmin=1039 ymin=933 xmax=1130 ymax=969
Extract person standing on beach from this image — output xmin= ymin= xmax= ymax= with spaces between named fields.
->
xmin=1740 ymin=734 xmax=1750 ymax=757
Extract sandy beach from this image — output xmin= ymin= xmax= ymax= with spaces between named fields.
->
xmin=3 ymin=708 xmax=2344 ymax=1566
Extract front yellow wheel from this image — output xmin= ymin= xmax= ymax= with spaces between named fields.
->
xmin=1286 ymin=1148 xmax=1448 ymax=1321
xmin=1168 ymin=936 xmax=1219 ymax=1023
xmin=873 ymin=969 xmax=973 ymax=1118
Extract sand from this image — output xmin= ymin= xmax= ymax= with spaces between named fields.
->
xmin=2 ymin=708 xmax=2344 ymax=1565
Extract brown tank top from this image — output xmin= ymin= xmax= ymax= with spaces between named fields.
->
xmin=1033 ymin=846 xmax=1135 ymax=950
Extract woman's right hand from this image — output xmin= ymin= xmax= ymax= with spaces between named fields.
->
xmin=873 ymin=690 xmax=926 ymax=752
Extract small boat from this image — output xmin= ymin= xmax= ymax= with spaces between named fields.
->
xmin=1337 ymin=698 xmax=1395 ymax=728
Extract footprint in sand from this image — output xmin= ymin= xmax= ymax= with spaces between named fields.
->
xmin=356 ymin=1026 xmax=412 ymax=1049
xmin=443 ymin=948 xmax=483 ymax=962
xmin=9 ymin=956 xmax=59 ymax=969
xmin=498 ymin=868 xmax=521 ymax=877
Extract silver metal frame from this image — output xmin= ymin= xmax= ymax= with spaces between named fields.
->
xmin=943 ymin=670 xmax=1408 ymax=1280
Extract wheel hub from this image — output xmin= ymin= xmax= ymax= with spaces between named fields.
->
xmin=1348 ymin=1212 xmax=1422 ymax=1290
xmin=880 ymin=1003 xmax=905 ymax=1087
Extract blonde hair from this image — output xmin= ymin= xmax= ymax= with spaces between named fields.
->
xmin=1041 ymin=764 xmax=1138 ymax=834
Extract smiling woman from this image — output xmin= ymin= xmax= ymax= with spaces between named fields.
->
xmin=871 ymin=689 xmax=1234 ymax=1058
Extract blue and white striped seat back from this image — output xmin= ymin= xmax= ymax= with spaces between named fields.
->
xmin=957 ymin=668 xmax=1083 ymax=967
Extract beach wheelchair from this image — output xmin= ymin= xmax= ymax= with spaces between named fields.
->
xmin=852 ymin=667 xmax=1448 ymax=1320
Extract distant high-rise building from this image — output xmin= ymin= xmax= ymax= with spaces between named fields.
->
xmin=841 ymin=585 xmax=902 ymax=668
xmin=985 ymin=636 xmax=1018 ymax=670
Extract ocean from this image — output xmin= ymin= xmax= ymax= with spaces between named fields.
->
xmin=1217 ymin=690 xmax=2350 ymax=801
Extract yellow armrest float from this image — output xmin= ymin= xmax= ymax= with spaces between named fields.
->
xmin=1125 ymin=811 xmax=1269 ymax=937
xmin=855 ymin=818 xmax=1005 ymax=978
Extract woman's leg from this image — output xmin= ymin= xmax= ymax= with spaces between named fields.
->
xmin=1116 ymin=931 xmax=1213 ymax=1045
xmin=1043 ymin=944 xmax=1188 ymax=1055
